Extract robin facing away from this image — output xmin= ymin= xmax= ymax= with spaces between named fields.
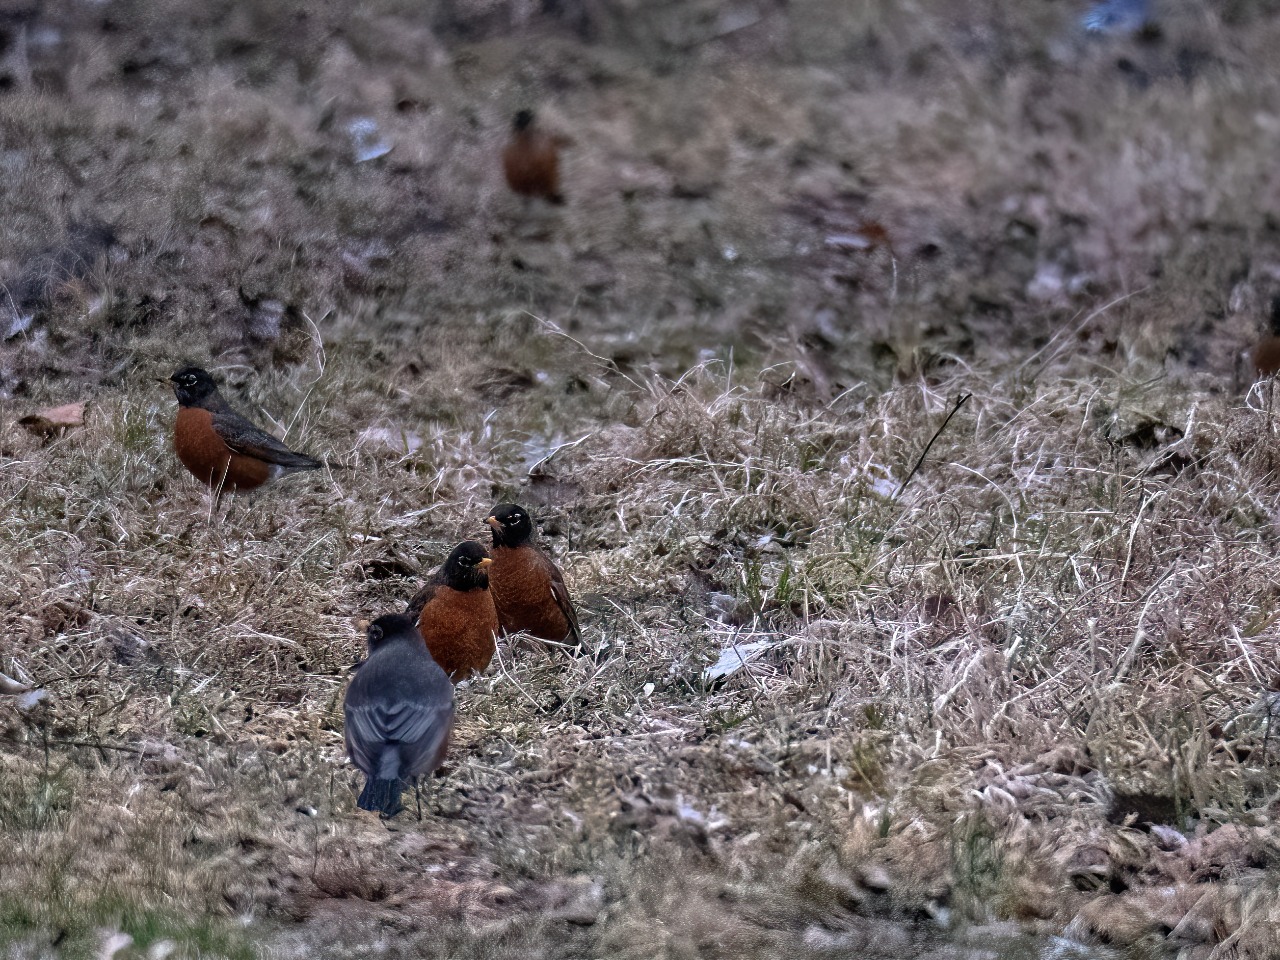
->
xmin=344 ymin=613 xmax=455 ymax=819
xmin=163 ymin=367 xmax=323 ymax=497
xmin=502 ymin=109 xmax=566 ymax=205
xmin=406 ymin=541 xmax=500 ymax=682
xmin=486 ymin=503 xmax=581 ymax=650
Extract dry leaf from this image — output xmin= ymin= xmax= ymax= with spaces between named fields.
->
xmin=0 ymin=672 xmax=31 ymax=695
xmin=19 ymin=401 xmax=87 ymax=437
xmin=824 ymin=220 xmax=893 ymax=254
xmin=98 ymin=931 xmax=133 ymax=960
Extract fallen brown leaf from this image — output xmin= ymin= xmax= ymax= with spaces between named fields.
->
xmin=18 ymin=401 xmax=87 ymax=437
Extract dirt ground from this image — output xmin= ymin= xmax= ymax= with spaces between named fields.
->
xmin=3 ymin=0 xmax=1280 ymax=957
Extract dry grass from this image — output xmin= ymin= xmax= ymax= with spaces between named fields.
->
xmin=4 ymin=1 xmax=1280 ymax=958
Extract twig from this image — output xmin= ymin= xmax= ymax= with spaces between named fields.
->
xmin=529 ymin=312 xmax=645 ymax=392
xmin=894 ymin=394 xmax=971 ymax=499
xmin=1 ymin=735 xmax=144 ymax=755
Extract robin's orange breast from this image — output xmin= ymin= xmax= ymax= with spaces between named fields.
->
xmin=489 ymin=545 xmax=572 ymax=642
xmin=416 ymin=587 xmax=499 ymax=682
xmin=174 ymin=407 xmax=274 ymax=491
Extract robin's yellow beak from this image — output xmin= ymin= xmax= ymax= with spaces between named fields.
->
xmin=485 ymin=516 xmax=501 ymax=530
xmin=478 ymin=557 xmax=493 ymax=568
xmin=355 ymin=618 xmax=370 ymax=633
xmin=155 ymin=377 xmax=172 ymax=386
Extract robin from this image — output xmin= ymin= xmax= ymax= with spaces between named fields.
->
xmin=485 ymin=503 xmax=581 ymax=650
xmin=163 ymin=366 xmax=323 ymax=496
xmin=1252 ymin=338 xmax=1280 ymax=378
xmin=406 ymin=541 xmax=500 ymax=682
xmin=1247 ymin=299 xmax=1280 ymax=378
xmin=502 ymin=109 xmax=566 ymax=205
xmin=343 ymin=613 xmax=455 ymax=819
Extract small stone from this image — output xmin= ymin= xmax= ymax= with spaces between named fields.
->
xmin=858 ymin=864 xmax=893 ymax=892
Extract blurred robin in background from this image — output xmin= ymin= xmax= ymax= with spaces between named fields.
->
xmin=163 ymin=367 xmax=323 ymax=498
xmin=1252 ymin=338 xmax=1280 ymax=378
xmin=406 ymin=541 xmax=499 ymax=681
xmin=344 ymin=614 xmax=455 ymax=819
xmin=1248 ymin=296 xmax=1280 ymax=378
xmin=502 ymin=109 xmax=567 ymax=205
xmin=486 ymin=503 xmax=581 ymax=650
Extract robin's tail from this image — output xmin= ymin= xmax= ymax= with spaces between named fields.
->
xmin=357 ymin=776 xmax=405 ymax=817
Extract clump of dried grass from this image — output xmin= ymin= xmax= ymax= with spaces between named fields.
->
xmin=8 ymin=281 xmax=1280 ymax=957
xmin=4 ymin=0 xmax=1280 ymax=957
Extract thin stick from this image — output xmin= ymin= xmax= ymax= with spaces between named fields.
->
xmin=894 ymin=394 xmax=971 ymax=499
xmin=529 ymin=312 xmax=645 ymax=391
xmin=1 ymin=736 xmax=146 ymax=755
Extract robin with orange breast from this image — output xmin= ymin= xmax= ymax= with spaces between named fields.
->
xmin=485 ymin=503 xmax=581 ymax=651
xmin=344 ymin=613 xmax=455 ymax=819
xmin=406 ymin=541 xmax=500 ymax=682
xmin=163 ymin=367 xmax=323 ymax=497
xmin=502 ymin=109 xmax=566 ymax=205
xmin=1246 ymin=296 xmax=1280 ymax=378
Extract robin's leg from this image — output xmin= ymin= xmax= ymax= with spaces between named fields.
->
xmin=210 ymin=488 xmax=226 ymax=522
xmin=413 ymin=776 xmax=423 ymax=821
xmin=210 ymin=458 xmax=232 ymax=522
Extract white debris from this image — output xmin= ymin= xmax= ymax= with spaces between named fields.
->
xmin=98 ymin=932 xmax=133 ymax=960
xmin=4 ymin=312 xmax=34 ymax=339
xmin=347 ymin=117 xmax=393 ymax=162
xmin=1027 ymin=263 xmax=1065 ymax=303
xmin=825 ymin=233 xmax=873 ymax=251
xmin=703 ymin=639 xmax=773 ymax=682
xmin=358 ymin=425 xmax=423 ymax=454
xmin=17 ymin=689 xmax=47 ymax=710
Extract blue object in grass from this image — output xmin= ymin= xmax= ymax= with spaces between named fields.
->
xmin=1081 ymin=0 xmax=1149 ymax=35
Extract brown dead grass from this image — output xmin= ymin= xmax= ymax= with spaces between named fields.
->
xmin=4 ymin=1 xmax=1280 ymax=958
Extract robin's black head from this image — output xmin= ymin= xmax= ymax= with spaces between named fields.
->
xmin=366 ymin=613 xmax=419 ymax=653
xmin=487 ymin=503 xmax=535 ymax=548
xmin=512 ymin=109 xmax=535 ymax=133
xmin=440 ymin=541 xmax=492 ymax=591
xmin=168 ymin=366 xmax=219 ymax=407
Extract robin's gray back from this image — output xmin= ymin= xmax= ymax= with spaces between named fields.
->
xmin=344 ymin=638 xmax=454 ymax=781
xmin=209 ymin=397 xmax=323 ymax=471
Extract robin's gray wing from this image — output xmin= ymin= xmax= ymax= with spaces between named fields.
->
xmin=539 ymin=550 xmax=581 ymax=645
xmin=344 ymin=698 xmax=453 ymax=779
xmin=405 ymin=583 xmax=437 ymax=621
xmin=405 ymin=570 xmax=449 ymax=620
xmin=210 ymin=407 xmax=322 ymax=470
xmin=398 ymin=702 xmax=454 ymax=778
